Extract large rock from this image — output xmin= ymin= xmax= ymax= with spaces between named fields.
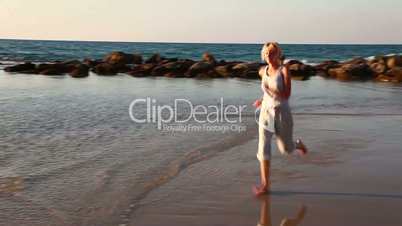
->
xmin=375 ymin=67 xmax=402 ymax=83
xmin=346 ymin=64 xmax=374 ymax=79
xmin=315 ymin=60 xmax=340 ymax=76
xmin=385 ymin=55 xmax=402 ymax=69
xmin=185 ymin=61 xmax=215 ymax=78
xmin=343 ymin=57 xmax=367 ymax=65
xmin=103 ymin=51 xmax=142 ymax=65
xmin=145 ymin=54 xmax=164 ymax=64
xmin=36 ymin=60 xmax=82 ymax=75
xmin=181 ymin=53 xmax=219 ymax=78
xmin=39 ymin=69 xmax=64 ymax=75
xmin=213 ymin=61 xmax=244 ymax=78
xmin=368 ymin=55 xmax=386 ymax=65
xmin=131 ymin=54 xmax=143 ymax=65
xmin=128 ymin=64 xmax=156 ymax=77
xmin=62 ymin=60 xmax=82 ymax=65
xmin=285 ymin=60 xmax=303 ymax=65
xmin=69 ymin=64 xmax=89 ymax=78
xmin=159 ymin=58 xmax=178 ymax=65
xmin=83 ymin=58 xmax=103 ymax=68
xmin=4 ymin=62 xmax=36 ymax=73
xmin=328 ymin=63 xmax=374 ymax=81
xmin=231 ymin=62 xmax=260 ymax=79
xmin=37 ymin=63 xmax=69 ymax=75
xmin=369 ymin=62 xmax=387 ymax=74
xmin=214 ymin=64 xmax=235 ymax=78
xmin=202 ymin=52 xmax=217 ymax=65
xmin=93 ymin=63 xmax=118 ymax=75
xmin=151 ymin=60 xmax=194 ymax=77
xmin=286 ymin=61 xmax=316 ymax=80
xmin=62 ymin=60 xmax=85 ymax=72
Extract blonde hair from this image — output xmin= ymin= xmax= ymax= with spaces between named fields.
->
xmin=261 ymin=42 xmax=283 ymax=64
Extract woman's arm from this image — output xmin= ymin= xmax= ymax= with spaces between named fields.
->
xmin=282 ymin=66 xmax=292 ymax=99
xmin=258 ymin=66 xmax=266 ymax=78
xmin=254 ymin=66 xmax=268 ymax=108
xmin=254 ymin=83 xmax=266 ymax=108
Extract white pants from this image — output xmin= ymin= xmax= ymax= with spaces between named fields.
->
xmin=257 ymin=103 xmax=295 ymax=161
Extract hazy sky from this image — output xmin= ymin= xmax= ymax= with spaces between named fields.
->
xmin=1 ymin=0 xmax=401 ymax=44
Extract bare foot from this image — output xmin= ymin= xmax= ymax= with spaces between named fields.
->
xmin=296 ymin=139 xmax=308 ymax=155
xmin=252 ymin=184 xmax=269 ymax=196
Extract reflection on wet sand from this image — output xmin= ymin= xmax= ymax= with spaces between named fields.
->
xmin=257 ymin=195 xmax=307 ymax=226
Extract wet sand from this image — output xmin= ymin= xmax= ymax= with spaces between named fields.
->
xmin=129 ymin=115 xmax=402 ymax=226
xmin=1 ymin=73 xmax=402 ymax=226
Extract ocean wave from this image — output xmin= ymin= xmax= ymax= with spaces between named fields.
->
xmin=365 ymin=53 xmax=402 ymax=61
xmin=284 ymin=58 xmax=320 ymax=65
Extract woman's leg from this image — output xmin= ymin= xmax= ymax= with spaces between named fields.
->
xmin=255 ymin=120 xmax=273 ymax=195
xmin=254 ymin=159 xmax=271 ymax=195
xmin=275 ymin=105 xmax=308 ymax=155
xmin=275 ymin=105 xmax=295 ymax=155
xmin=259 ymin=160 xmax=270 ymax=189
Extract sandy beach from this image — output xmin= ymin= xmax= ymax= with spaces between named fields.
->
xmin=129 ymin=114 xmax=402 ymax=226
xmin=1 ymin=0 xmax=402 ymax=225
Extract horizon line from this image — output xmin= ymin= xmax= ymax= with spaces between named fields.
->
xmin=1 ymin=38 xmax=401 ymax=46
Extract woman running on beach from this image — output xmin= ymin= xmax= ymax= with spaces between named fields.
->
xmin=253 ymin=42 xmax=308 ymax=196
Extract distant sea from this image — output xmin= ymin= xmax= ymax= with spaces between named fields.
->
xmin=1 ymin=39 xmax=402 ymax=64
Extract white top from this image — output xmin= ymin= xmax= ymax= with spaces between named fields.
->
xmin=259 ymin=65 xmax=288 ymax=132
xmin=261 ymin=65 xmax=287 ymax=109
